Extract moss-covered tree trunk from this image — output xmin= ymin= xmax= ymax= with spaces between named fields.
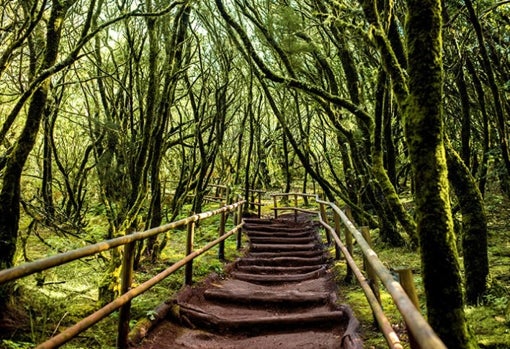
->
xmin=405 ymin=1 xmax=477 ymax=348
xmin=144 ymin=3 xmax=190 ymax=263
xmin=445 ymin=140 xmax=489 ymax=304
xmin=357 ymin=0 xmax=419 ymax=246
xmin=464 ymin=0 xmax=510 ymax=197
xmin=0 ymin=1 xmax=68 ymax=312
xmin=465 ymin=57 xmax=490 ymax=196
xmin=374 ymin=71 xmax=415 ymax=246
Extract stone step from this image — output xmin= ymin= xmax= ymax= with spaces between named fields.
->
xmin=247 ymin=249 xmax=324 ymax=259
xmin=243 ymin=224 xmax=313 ymax=233
xmin=204 ymin=288 xmax=331 ymax=306
xmin=236 ymin=264 xmax=323 ymax=275
xmin=245 ymin=230 xmax=313 ymax=238
xmin=250 ymin=242 xmax=318 ymax=252
xmin=231 ymin=266 xmax=326 ymax=284
xmin=176 ymin=303 xmax=347 ymax=334
xmin=238 ymin=255 xmax=327 ymax=267
xmin=242 ymin=218 xmax=274 ymax=225
xmin=248 ymin=236 xmax=316 ymax=244
xmin=140 ymin=322 xmax=356 ymax=349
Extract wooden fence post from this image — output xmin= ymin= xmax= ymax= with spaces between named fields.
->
xmin=273 ymin=195 xmax=278 ymax=219
xmin=344 ymin=206 xmax=354 ymax=282
xmin=396 ymin=267 xmax=421 ymax=349
xmin=319 ymin=203 xmax=332 ymax=245
xmin=225 ymin=186 xmax=230 ymax=205
xmin=218 ymin=211 xmax=226 ymax=260
xmin=117 ymin=241 xmax=135 ymax=349
xmin=361 ymin=225 xmax=382 ymax=328
xmin=185 ymin=220 xmax=196 ymax=285
xmin=237 ymin=200 xmax=243 ymax=250
xmin=333 ymin=210 xmax=342 ymax=260
xmin=361 ymin=226 xmax=381 ymax=305
xmin=257 ymin=191 xmax=262 ymax=218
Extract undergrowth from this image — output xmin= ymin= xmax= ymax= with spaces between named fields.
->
xmin=1 ymin=194 xmax=509 ymax=348
xmin=332 ymin=192 xmax=510 ymax=349
xmin=0 ymin=202 xmax=245 ymax=349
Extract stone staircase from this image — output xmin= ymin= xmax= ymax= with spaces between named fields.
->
xmin=134 ymin=216 xmax=362 ymax=349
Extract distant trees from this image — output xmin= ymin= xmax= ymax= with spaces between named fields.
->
xmin=0 ymin=0 xmax=80 ymax=313
xmin=0 ymin=0 xmax=508 ymax=343
xmin=86 ymin=0 xmax=194 ymax=303
xmin=214 ymin=0 xmax=505 ymax=346
xmin=0 ymin=0 xmax=195 ymax=309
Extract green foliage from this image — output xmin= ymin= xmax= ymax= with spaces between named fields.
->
xmin=333 ymin=193 xmax=510 ymax=348
xmin=466 ymin=292 xmax=510 ymax=349
xmin=145 ymin=310 xmax=158 ymax=321
xmin=0 ymin=340 xmax=33 ymax=349
xmin=1 ymin=0 xmax=509 ymax=345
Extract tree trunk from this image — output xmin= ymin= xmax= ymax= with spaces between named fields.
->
xmin=464 ymin=0 xmax=510 ymax=196
xmin=405 ymin=1 xmax=476 ymax=347
xmin=42 ymin=104 xmax=56 ymax=222
xmin=144 ymin=3 xmax=190 ymax=262
xmin=445 ymin=140 xmax=489 ymax=304
xmin=282 ymin=133 xmax=291 ymax=193
xmin=374 ymin=71 xmax=416 ymax=246
xmin=465 ymin=57 xmax=490 ymax=196
xmin=383 ymin=93 xmax=398 ymax=187
xmin=244 ymin=79 xmax=256 ymax=213
xmin=455 ymin=62 xmax=472 ymax=169
xmin=0 ymin=1 xmax=68 ymax=312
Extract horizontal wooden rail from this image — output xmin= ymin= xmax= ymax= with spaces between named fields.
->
xmin=0 ymin=201 xmax=244 ymax=285
xmin=272 ymin=206 xmax=317 ymax=213
xmin=270 ymin=192 xmax=317 ymax=198
xmin=35 ymin=222 xmax=245 ymax=349
xmin=270 ymin=192 xmax=317 ymax=219
xmin=201 ymin=186 xmax=265 ymax=217
xmin=269 ymin=193 xmax=446 ymax=349
xmin=318 ymin=217 xmax=403 ymax=349
xmin=325 ymin=201 xmax=446 ymax=349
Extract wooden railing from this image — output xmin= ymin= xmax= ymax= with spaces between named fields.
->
xmin=270 ymin=193 xmax=447 ymax=349
xmin=247 ymin=188 xmax=265 ymax=217
xmin=271 ymin=192 xmax=317 ymax=220
xmin=203 ymin=185 xmax=266 ymax=217
xmin=204 ymin=184 xmax=230 ymax=204
xmin=0 ymin=200 xmax=245 ymax=349
xmin=1 ymin=190 xmax=446 ymax=348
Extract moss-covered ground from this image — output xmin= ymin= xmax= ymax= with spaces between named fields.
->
xmin=335 ymin=192 xmax=510 ymax=348
xmin=1 ymin=202 xmax=247 ymax=349
xmin=1 ymin=194 xmax=509 ymax=348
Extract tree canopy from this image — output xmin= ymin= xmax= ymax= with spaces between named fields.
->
xmin=1 ymin=0 xmax=509 ymax=347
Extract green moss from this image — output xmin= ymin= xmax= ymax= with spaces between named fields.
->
xmin=372 ymin=151 xmax=418 ymax=246
xmin=466 ymin=302 xmax=510 ymax=348
xmin=332 ymin=194 xmax=510 ymax=348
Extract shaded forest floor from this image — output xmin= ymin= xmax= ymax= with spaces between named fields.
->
xmin=337 ymin=192 xmax=510 ymax=348
xmin=0 ymin=193 xmax=509 ymax=348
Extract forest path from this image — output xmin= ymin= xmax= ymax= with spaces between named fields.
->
xmin=133 ymin=215 xmax=362 ymax=349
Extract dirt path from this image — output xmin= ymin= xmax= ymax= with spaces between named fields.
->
xmin=133 ymin=216 xmax=362 ymax=349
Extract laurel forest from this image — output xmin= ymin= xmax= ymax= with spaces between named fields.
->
xmin=0 ymin=0 xmax=509 ymax=348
